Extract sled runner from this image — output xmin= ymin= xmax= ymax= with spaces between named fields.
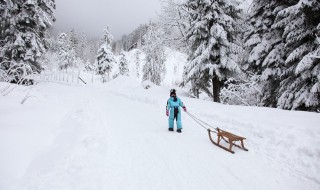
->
xmin=185 ymin=111 xmax=248 ymax=154
xmin=207 ymin=128 xmax=248 ymax=154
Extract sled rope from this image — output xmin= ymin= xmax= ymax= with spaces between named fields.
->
xmin=185 ymin=111 xmax=217 ymax=133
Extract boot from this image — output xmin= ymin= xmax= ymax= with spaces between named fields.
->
xmin=168 ymin=128 xmax=174 ymax=131
xmin=177 ymin=129 xmax=182 ymax=133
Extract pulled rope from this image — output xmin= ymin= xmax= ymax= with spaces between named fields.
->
xmin=185 ymin=111 xmax=217 ymax=133
xmin=185 ymin=111 xmax=237 ymax=146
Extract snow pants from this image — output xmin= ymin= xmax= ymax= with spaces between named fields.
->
xmin=168 ymin=107 xmax=182 ymax=129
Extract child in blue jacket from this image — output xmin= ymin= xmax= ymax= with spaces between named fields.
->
xmin=166 ymin=89 xmax=187 ymax=133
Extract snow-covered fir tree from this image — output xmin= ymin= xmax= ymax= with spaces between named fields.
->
xmin=117 ymin=24 xmax=148 ymax=51
xmin=315 ymin=33 xmax=320 ymax=59
xmin=314 ymin=33 xmax=320 ymax=60
xmin=118 ymin=51 xmax=129 ymax=76
xmin=274 ymin=0 xmax=320 ymax=111
xmin=57 ymin=33 xmax=75 ymax=70
xmin=142 ymin=25 xmax=166 ymax=85
xmin=78 ymin=32 xmax=87 ymax=61
xmin=183 ymin=0 xmax=242 ymax=102
xmin=135 ymin=50 xmax=141 ymax=79
xmin=38 ymin=32 xmax=58 ymax=70
xmin=95 ymin=26 xmax=116 ymax=82
xmin=0 ymin=0 xmax=55 ymax=83
xmin=84 ymin=60 xmax=95 ymax=71
xmin=244 ymin=0 xmax=294 ymax=107
xmin=69 ymin=29 xmax=78 ymax=53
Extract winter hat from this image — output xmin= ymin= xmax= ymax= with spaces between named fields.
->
xmin=170 ymin=89 xmax=176 ymax=96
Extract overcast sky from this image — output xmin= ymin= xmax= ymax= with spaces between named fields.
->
xmin=53 ymin=0 xmax=161 ymax=39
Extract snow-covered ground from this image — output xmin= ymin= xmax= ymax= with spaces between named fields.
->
xmin=0 ymin=77 xmax=319 ymax=190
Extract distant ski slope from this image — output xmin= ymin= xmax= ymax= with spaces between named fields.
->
xmin=0 ymin=77 xmax=319 ymax=190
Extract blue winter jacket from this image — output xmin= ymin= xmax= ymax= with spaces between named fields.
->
xmin=166 ymin=97 xmax=185 ymax=129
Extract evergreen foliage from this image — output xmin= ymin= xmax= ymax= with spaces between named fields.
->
xmin=119 ymin=51 xmax=129 ymax=76
xmin=183 ymin=0 xmax=242 ymax=102
xmin=135 ymin=50 xmax=141 ymax=79
xmin=57 ymin=33 xmax=75 ymax=70
xmin=78 ymin=33 xmax=87 ymax=61
xmin=0 ymin=0 xmax=55 ymax=83
xmin=275 ymin=0 xmax=320 ymax=111
xmin=95 ymin=26 xmax=116 ymax=82
xmin=244 ymin=0 xmax=291 ymax=107
xmin=142 ymin=25 xmax=166 ymax=85
xmin=68 ymin=29 xmax=78 ymax=52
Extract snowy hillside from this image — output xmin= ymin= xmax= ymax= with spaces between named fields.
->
xmin=0 ymin=77 xmax=319 ymax=190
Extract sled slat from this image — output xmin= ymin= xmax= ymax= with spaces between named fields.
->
xmin=207 ymin=128 xmax=248 ymax=153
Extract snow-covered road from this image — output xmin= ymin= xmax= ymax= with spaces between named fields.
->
xmin=1 ymin=77 xmax=319 ymax=190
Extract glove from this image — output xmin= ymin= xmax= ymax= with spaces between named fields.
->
xmin=183 ymin=106 xmax=187 ymax=112
xmin=166 ymin=110 xmax=169 ymax=116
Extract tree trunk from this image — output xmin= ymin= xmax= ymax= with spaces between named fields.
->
xmin=212 ymin=77 xmax=221 ymax=103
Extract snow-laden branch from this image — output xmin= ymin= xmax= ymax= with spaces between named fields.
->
xmin=311 ymin=35 xmax=320 ymax=59
xmin=222 ymin=90 xmax=251 ymax=106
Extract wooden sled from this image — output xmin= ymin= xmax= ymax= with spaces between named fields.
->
xmin=207 ymin=128 xmax=248 ymax=154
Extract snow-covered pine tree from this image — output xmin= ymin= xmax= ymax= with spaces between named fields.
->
xmin=274 ymin=0 xmax=320 ymax=111
xmin=142 ymin=25 xmax=166 ymax=85
xmin=78 ymin=32 xmax=87 ymax=61
xmin=69 ymin=29 xmax=78 ymax=53
xmin=88 ymin=39 xmax=99 ymax=63
xmin=135 ymin=50 xmax=141 ymax=79
xmin=0 ymin=0 xmax=55 ymax=83
xmin=57 ymin=33 xmax=75 ymax=70
xmin=315 ymin=32 xmax=320 ymax=60
xmin=38 ymin=32 xmax=58 ymax=71
xmin=315 ymin=32 xmax=320 ymax=58
xmin=119 ymin=51 xmax=129 ymax=76
xmin=183 ymin=0 xmax=242 ymax=102
xmin=95 ymin=26 xmax=116 ymax=82
xmin=244 ymin=0 xmax=294 ymax=107
xmin=84 ymin=60 xmax=94 ymax=71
